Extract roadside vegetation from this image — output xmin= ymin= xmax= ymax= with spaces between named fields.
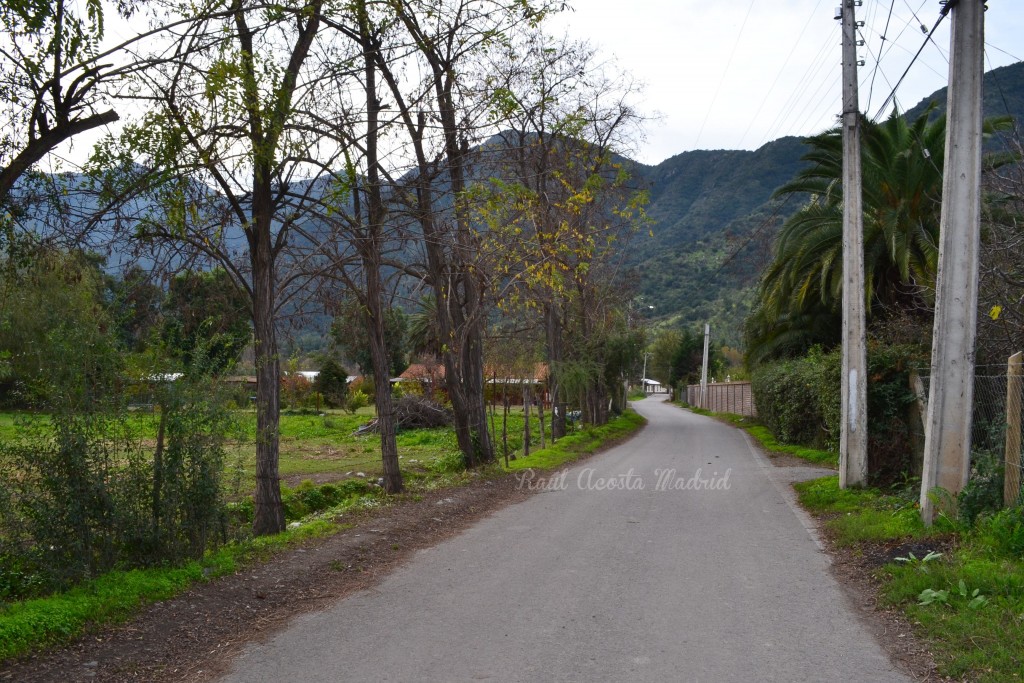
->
xmin=795 ymin=475 xmax=1024 ymax=681
xmin=508 ymin=410 xmax=647 ymax=471
xmin=0 ymin=403 xmax=645 ymax=663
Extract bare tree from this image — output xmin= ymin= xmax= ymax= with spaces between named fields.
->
xmin=371 ymin=0 xmax=562 ymax=466
xmin=92 ymin=0 xmax=351 ymax=535
xmin=0 ymin=0 xmax=124 ymax=206
xmin=477 ymin=31 xmax=648 ymax=427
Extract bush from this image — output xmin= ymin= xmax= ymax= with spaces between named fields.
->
xmin=751 ymin=352 xmax=827 ymax=447
xmin=751 ymin=343 xmax=923 ymax=484
xmin=958 ymin=449 xmax=1005 ymax=525
xmin=345 ymin=389 xmax=369 ymax=414
xmin=0 ymin=348 xmax=234 ymax=601
xmin=314 ymin=359 xmax=349 ymax=408
xmin=281 ymin=479 xmax=375 ymax=521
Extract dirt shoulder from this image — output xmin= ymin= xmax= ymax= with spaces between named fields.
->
xmin=0 ymin=474 xmax=535 ymax=683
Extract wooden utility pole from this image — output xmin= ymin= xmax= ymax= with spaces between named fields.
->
xmin=699 ymin=323 xmax=710 ymax=409
xmin=839 ymin=0 xmax=868 ymax=488
xmin=920 ymin=0 xmax=985 ymax=524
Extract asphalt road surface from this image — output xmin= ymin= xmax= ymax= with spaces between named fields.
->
xmin=220 ymin=396 xmax=909 ymax=682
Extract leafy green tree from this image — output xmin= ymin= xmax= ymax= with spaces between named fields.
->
xmin=313 ymin=358 xmax=349 ymax=408
xmin=668 ymin=329 xmax=713 ymax=388
xmin=162 ymin=269 xmax=251 ymax=375
xmin=746 ymin=109 xmax=1013 ymax=365
xmin=647 ymin=330 xmax=681 ymax=385
xmin=330 ymin=297 xmax=407 ymax=379
xmin=0 ymin=247 xmax=113 ymax=407
xmin=107 ymin=266 xmax=164 ymax=354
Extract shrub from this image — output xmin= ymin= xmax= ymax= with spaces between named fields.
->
xmin=976 ymin=506 xmax=1024 ymax=557
xmin=958 ymin=449 xmax=1005 ymax=525
xmin=752 ymin=343 xmax=923 ymax=484
xmin=345 ymin=389 xmax=369 ymax=414
xmin=314 ymin=359 xmax=349 ymax=408
xmin=751 ymin=353 xmax=826 ymax=447
xmin=282 ymin=479 xmax=375 ymax=521
xmin=0 ymin=349 xmax=234 ymax=600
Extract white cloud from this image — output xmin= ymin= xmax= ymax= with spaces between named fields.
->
xmin=547 ymin=0 xmax=1024 ymax=164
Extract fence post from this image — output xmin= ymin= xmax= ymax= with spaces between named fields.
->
xmin=1006 ymin=351 xmax=1023 ymax=508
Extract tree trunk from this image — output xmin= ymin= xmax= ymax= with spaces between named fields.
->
xmin=251 ymin=226 xmax=284 ymax=536
xmin=358 ymin=4 xmax=402 ymax=494
xmin=151 ymin=408 xmax=166 ymax=548
xmin=537 ymin=388 xmax=546 ymax=449
xmin=502 ymin=377 xmax=510 ymax=464
xmin=545 ymin=304 xmax=566 ymax=439
xmin=523 ymin=382 xmax=531 ymax=458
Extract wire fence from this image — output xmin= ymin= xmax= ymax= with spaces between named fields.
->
xmin=917 ymin=352 xmax=1024 ymax=509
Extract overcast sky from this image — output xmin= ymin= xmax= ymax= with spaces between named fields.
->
xmin=54 ymin=1 xmax=1024 ymax=170
xmin=547 ymin=0 xmax=1024 ymax=165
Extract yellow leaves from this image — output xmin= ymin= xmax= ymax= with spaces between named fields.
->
xmin=989 ymin=305 xmax=1002 ymax=321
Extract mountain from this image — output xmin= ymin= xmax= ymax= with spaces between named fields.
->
xmin=9 ymin=61 xmax=1022 ymax=354
xmin=635 ymin=60 xmax=1024 ymax=348
xmin=904 ymin=60 xmax=1024 ymax=126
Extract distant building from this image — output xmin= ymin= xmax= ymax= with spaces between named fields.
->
xmin=641 ymin=378 xmax=664 ymax=394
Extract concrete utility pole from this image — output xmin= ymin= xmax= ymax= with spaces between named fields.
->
xmin=920 ymin=0 xmax=985 ymax=524
xmin=699 ymin=323 xmax=710 ymax=409
xmin=838 ymin=0 xmax=868 ymax=488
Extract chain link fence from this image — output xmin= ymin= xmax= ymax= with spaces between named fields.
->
xmin=916 ymin=353 xmax=1024 ymax=510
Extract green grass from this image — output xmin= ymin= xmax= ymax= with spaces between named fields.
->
xmin=507 ymin=410 xmax=646 ymax=471
xmin=794 ymin=475 xmax=933 ymax=545
xmin=683 ymin=406 xmax=838 ymax=466
xmin=795 ymin=474 xmax=1024 ymax=681
xmin=0 ymin=518 xmax=340 ymax=662
xmin=879 ymin=548 xmax=1024 ymax=681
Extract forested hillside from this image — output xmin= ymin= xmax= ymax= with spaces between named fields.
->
xmin=635 ymin=60 xmax=1024 ymax=348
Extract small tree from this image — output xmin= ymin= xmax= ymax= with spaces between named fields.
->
xmin=314 ymin=358 xmax=349 ymax=408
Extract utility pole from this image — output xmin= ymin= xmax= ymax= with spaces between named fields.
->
xmin=920 ymin=0 xmax=985 ymax=524
xmin=699 ymin=323 xmax=710 ymax=409
xmin=838 ymin=0 xmax=868 ymax=488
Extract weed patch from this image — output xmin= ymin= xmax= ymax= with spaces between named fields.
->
xmin=796 ymin=475 xmax=1024 ymax=681
xmin=0 ymin=520 xmax=338 ymax=663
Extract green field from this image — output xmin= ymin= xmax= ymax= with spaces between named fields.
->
xmin=0 ymin=407 xmax=549 ymax=495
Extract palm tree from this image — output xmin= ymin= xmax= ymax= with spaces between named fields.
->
xmin=746 ymin=107 xmax=1012 ymax=364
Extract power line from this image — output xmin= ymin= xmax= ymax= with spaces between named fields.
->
xmin=866 ymin=0 xmax=896 ymax=113
xmin=692 ymin=0 xmax=757 ymax=149
xmin=736 ymin=0 xmax=827 ymax=149
xmin=871 ymin=7 xmax=949 ymax=121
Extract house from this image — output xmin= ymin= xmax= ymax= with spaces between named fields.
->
xmin=641 ymin=378 xmax=664 ymax=394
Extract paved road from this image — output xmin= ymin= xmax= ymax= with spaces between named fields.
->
xmin=220 ymin=396 xmax=909 ymax=682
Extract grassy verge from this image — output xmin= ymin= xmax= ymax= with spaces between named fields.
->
xmin=0 ymin=408 xmax=640 ymax=663
xmin=682 ymin=405 xmax=837 ymax=466
xmin=794 ymin=475 xmax=1024 ymax=681
xmin=0 ymin=518 xmax=342 ymax=662
xmin=507 ymin=410 xmax=646 ymax=471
